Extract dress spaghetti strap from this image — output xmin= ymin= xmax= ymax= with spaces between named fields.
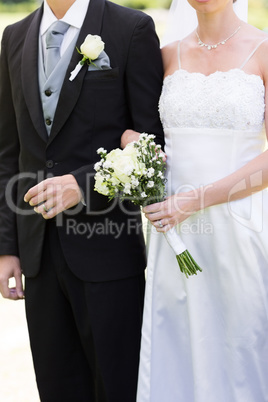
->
xmin=177 ymin=41 xmax=182 ymax=70
xmin=240 ymin=37 xmax=268 ymax=69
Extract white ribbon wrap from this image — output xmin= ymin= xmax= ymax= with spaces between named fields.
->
xmin=69 ymin=62 xmax=83 ymax=81
xmin=164 ymin=229 xmax=186 ymax=255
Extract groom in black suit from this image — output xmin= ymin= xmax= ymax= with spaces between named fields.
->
xmin=0 ymin=0 xmax=164 ymax=400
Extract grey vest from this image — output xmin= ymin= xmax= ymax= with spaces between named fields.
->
xmin=38 ymin=33 xmax=79 ymax=136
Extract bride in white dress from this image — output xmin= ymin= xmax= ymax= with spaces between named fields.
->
xmin=131 ymin=0 xmax=268 ymax=401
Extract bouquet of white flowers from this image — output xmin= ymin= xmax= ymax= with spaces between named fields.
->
xmin=94 ymin=134 xmax=202 ymax=277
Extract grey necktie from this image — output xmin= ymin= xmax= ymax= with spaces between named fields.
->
xmin=45 ymin=21 xmax=70 ymax=77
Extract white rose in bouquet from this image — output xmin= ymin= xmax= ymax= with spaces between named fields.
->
xmin=94 ymin=172 xmax=110 ymax=196
xmin=110 ymin=145 xmax=145 ymax=184
xmin=93 ymin=134 xmax=202 ymax=278
xmin=105 ymin=148 xmax=123 ymax=164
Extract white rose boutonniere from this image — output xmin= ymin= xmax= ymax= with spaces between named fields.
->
xmin=80 ymin=34 xmax=104 ymax=61
xmin=69 ymin=34 xmax=105 ymax=81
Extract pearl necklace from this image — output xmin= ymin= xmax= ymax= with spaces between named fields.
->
xmin=196 ymin=26 xmax=241 ymax=50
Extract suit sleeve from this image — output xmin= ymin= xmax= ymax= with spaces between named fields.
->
xmin=0 ymin=29 xmax=20 ymax=256
xmin=124 ymin=14 xmax=164 ymax=148
xmin=72 ymin=13 xmax=164 ymax=211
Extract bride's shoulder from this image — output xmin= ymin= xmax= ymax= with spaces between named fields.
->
xmin=258 ymin=38 xmax=268 ymax=84
xmin=241 ymin=23 xmax=268 ymax=75
xmin=252 ymin=31 xmax=268 ymax=86
xmin=242 ymin=22 xmax=268 ymax=44
xmin=161 ymin=41 xmax=179 ymax=58
xmin=161 ymin=41 xmax=179 ymax=70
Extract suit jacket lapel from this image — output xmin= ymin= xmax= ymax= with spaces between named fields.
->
xmin=21 ymin=5 xmax=48 ymax=143
xmin=48 ymin=0 xmax=106 ymax=145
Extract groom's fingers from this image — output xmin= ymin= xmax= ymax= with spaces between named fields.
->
xmin=41 ymin=204 xmax=63 ymax=219
xmin=24 ymin=180 xmax=47 ymax=203
xmin=25 ymin=175 xmax=82 ymax=219
xmin=34 ymin=199 xmax=55 ymax=215
xmin=28 ymin=191 xmax=48 ymax=206
xmin=0 ymin=256 xmax=24 ymax=300
xmin=24 ymin=181 xmax=56 ymax=206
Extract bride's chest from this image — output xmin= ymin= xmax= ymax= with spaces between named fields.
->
xmin=159 ymin=69 xmax=265 ymax=131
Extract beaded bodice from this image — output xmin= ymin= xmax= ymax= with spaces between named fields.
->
xmin=159 ymin=69 xmax=265 ymax=133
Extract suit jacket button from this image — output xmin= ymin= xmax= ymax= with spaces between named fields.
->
xmin=46 ymin=160 xmax=54 ymax=168
xmin=45 ymin=89 xmax=52 ymax=97
xmin=45 ymin=118 xmax=52 ymax=126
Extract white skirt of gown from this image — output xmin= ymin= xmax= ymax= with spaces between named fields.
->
xmin=137 ymin=127 xmax=268 ymax=402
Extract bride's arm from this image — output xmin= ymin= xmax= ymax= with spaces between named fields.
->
xmin=144 ymin=45 xmax=268 ymax=232
xmin=144 ymin=150 xmax=268 ymax=232
xmin=120 ymin=129 xmax=140 ymax=148
xmin=121 ymin=130 xmax=166 ymax=162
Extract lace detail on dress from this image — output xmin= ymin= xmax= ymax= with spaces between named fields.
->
xmin=159 ymin=69 xmax=265 ymax=132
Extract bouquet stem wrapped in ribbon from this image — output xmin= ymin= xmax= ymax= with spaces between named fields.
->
xmin=164 ymin=230 xmax=202 ymax=278
xmin=94 ymin=134 xmax=202 ymax=278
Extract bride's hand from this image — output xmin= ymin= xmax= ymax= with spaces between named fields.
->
xmin=143 ymin=191 xmax=200 ymax=232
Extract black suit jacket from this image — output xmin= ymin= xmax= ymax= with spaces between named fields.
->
xmin=0 ymin=0 xmax=164 ymax=281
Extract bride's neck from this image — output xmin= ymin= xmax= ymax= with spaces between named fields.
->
xmin=196 ymin=8 xmax=241 ymax=44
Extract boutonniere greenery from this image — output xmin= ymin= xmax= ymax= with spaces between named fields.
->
xmin=69 ymin=34 xmax=105 ymax=81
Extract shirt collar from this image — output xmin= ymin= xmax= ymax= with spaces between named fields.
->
xmin=40 ymin=0 xmax=90 ymax=36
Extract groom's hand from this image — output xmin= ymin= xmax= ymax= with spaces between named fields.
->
xmin=0 ymin=256 xmax=24 ymax=300
xmin=24 ymin=174 xmax=83 ymax=219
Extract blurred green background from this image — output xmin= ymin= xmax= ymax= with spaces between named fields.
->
xmin=0 ymin=0 xmax=267 ymax=39
xmin=0 ymin=1 xmax=267 ymax=401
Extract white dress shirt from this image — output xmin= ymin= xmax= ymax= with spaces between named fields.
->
xmin=40 ymin=0 xmax=90 ymax=58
